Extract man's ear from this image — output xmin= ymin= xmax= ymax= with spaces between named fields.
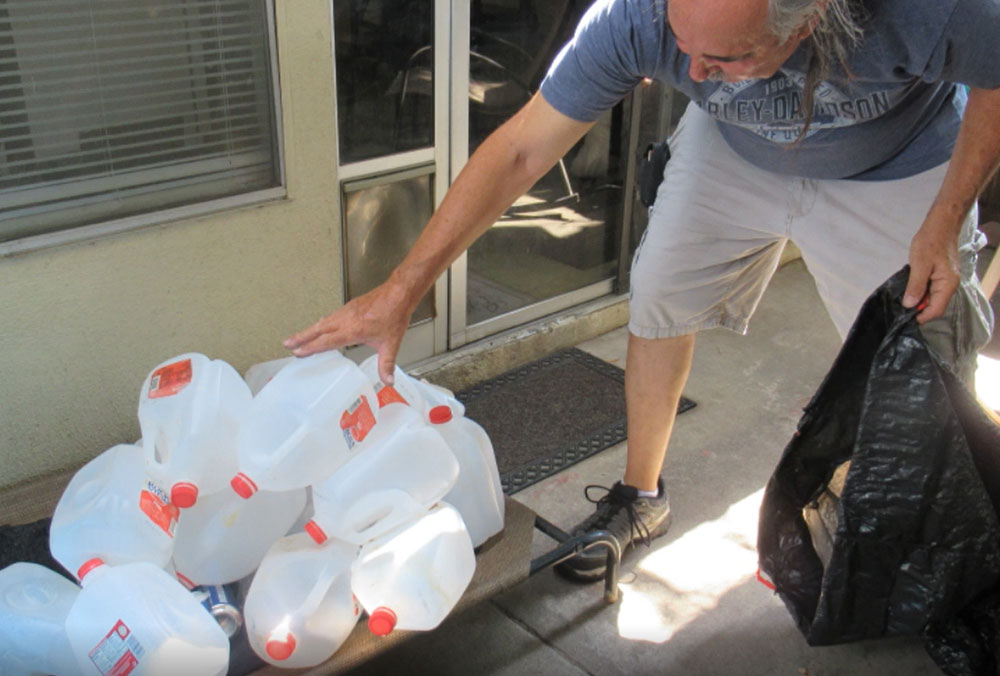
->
xmin=800 ymin=0 xmax=829 ymax=38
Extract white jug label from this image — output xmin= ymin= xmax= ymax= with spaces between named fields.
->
xmin=139 ymin=482 xmax=179 ymax=537
xmin=88 ymin=619 xmax=145 ymax=676
xmin=148 ymin=359 xmax=193 ymax=399
xmin=374 ymin=382 xmax=409 ymax=408
xmin=340 ymin=394 xmax=376 ymax=448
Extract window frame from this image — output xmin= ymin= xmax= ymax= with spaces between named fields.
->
xmin=0 ymin=0 xmax=286 ymax=257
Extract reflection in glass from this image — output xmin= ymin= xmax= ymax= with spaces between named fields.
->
xmin=333 ymin=1 xmax=434 ymax=163
xmin=466 ymin=1 xmax=627 ymax=326
xmin=343 ymin=172 xmax=435 ymax=323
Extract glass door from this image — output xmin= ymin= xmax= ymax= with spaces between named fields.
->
xmin=332 ymin=0 xmax=450 ymax=365
xmin=448 ymin=0 xmax=634 ymax=346
xmin=332 ymin=1 xmax=667 ymax=364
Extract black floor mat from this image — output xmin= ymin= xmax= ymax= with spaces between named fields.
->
xmin=456 ymin=347 xmax=696 ymax=494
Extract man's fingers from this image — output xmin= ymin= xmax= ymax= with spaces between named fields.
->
xmin=376 ymin=344 xmax=399 ymax=386
xmin=288 ymin=333 xmax=343 ymax=357
xmin=283 ymin=325 xmax=319 ymax=350
xmin=283 ymin=315 xmax=355 ymax=356
xmin=915 ymin=279 xmax=958 ymax=324
xmin=902 ymin=266 xmax=930 ymax=309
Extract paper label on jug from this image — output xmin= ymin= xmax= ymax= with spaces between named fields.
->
xmin=148 ymin=358 xmax=192 ymax=399
xmin=89 ymin=619 xmax=145 ymax=676
xmin=139 ymin=481 xmax=179 ymax=537
xmin=375 ymin=382 xmax=408 ymax=408
xmin=340 ymin=394 xmax=375 ymax=448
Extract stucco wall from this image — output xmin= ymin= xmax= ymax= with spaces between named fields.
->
xmin=0 ymin=2 xmax=343 ymax=488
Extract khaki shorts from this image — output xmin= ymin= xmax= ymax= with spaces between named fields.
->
xmin=630 ymin=102 xmax=994 ymax=379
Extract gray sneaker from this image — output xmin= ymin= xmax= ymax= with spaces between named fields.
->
xmin=555 ymin=478 xmax=671 ymax=583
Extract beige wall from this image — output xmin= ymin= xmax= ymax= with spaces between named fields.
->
xmin=0 ymin=2 xmax=343 ymax=488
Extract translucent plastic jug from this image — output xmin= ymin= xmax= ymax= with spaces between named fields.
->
xmin=0 ymin=562 xmax=80 ymax=676
xmin=172 ymin=484 xmax=308 ymax=587
xmin=244 ymin=356 xmax=295 ymax=396
xmin=359 ymin=354 xmax=427 ymax=411
xmin=351 ymin=502 xmax=475 ymax=636
xmin=305 ymin=403 xmax=459 ymax=545
xmin=65 ymin=559 xmax=229 ymax=676
xmin=231 ymin=351 xmax=378 ymax=498
xmin=138 ymin=353 xmax=252 ymax=508
xmin=50 ymin=443 xmax=176 ymax=581
xmin=418 ymin=380 xmax=466 ymax=419
xmin=430 ymin=405 xmax=505 ymax=547
xmin=358 ymin=355 xmax=466 ymax=418
xmin=243 ymin=533 xmax=360 ymax=668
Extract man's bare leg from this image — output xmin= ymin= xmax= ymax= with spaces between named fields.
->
xmin=555 ymin=331 xmax=695 ymax=582
xmin=623 ymin=332 xmax=696 ymax=492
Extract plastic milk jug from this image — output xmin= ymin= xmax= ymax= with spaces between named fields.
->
xmin=50 ymin=443 xmax=176 ymax=581
xmin=351 ymin=502 xmax=475 ymax=636
xmin=231 ymin=351 xmax=378 ymax=498
xmin=243 ymin=356 xmax=295 ymax=396
xmin=65 ymin=559 xmax=229 ymax=676
xmin=358 ymin=354 xmax=428 ymax=411
xmin=430 ymin=405 xmax=505 ymax=547
xmin=359 ymin=354 xmax=467 ymax=419
xmin=0 ymin=562 xmax=80 ymax=676
xmin=305 ymin=403 xmax=459 ymax=545
xmin=172 ymin=484 xmax=308 ymax=587
xmin=138 ymin=353 xmax=252 ymax=508
xmin=243 ymin=533 xmax=360 ymax=668
xmin=418 ymin=382 xmax=466 ymax=419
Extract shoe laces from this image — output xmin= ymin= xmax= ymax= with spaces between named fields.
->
xmin=583 ymin=483 xmax=653 ymax=548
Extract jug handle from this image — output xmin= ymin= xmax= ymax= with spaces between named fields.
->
xmin=347 ymin=489 xmax=422 ymax=542
xmin=294 ymin=556 xmax=341 ymax=618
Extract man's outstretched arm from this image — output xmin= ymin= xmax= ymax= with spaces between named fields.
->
xmin=284 ymin=93 xmax=595 ymax=383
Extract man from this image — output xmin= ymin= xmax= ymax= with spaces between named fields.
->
xmin=285 ymin=0 xmax=1000 ymax=582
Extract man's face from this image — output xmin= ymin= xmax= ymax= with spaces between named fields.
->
xmin=668 ymin=0 xmax=812 ymax=83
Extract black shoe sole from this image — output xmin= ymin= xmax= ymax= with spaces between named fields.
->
xmin=554 ymin=510 xmax=673 ymax=584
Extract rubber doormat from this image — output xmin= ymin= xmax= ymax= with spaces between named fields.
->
xmin=456 ymin=348 xmax=696 ymax=494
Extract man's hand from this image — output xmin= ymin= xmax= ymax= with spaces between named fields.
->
xmin=902 ymin=215 xmax=961 ymax=323
xmin=283 ymin=280 xmax=414 ymax=385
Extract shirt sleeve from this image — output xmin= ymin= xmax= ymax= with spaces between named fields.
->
xmin=922 ymin=0 xmax=1000 ymax=88
xmin=539 ymin=0 xmax=666 ymax=122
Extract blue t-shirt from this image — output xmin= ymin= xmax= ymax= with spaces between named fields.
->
xmin=540 ymin=0 xmax=1000 ymax=180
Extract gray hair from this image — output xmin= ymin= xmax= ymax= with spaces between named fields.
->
xmin=767 ymin=0 xmax=864 ymax=46
xmin=766 ymin=0 xmax=865 ymax=141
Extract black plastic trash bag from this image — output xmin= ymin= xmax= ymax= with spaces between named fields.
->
xmin=925 ymin=586 xmax=1000 ymax=675
xmin=757 ymin=266 xmax=1000 ymax=656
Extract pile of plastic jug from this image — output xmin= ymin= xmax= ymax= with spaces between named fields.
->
xmin=0 ymin=350 xmax=505 ymax=675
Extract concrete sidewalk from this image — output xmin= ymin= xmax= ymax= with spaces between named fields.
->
xmin=346 ymin=258 xmax=996 ymax=676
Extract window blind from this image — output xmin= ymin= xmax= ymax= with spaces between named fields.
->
xmin=0 ymin=0 xmax=279 ymax=243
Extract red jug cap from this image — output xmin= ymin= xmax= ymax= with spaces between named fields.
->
xmin=170 ymin=482 xmax=199 ymax=508
xmin=230 ymin=473 xmax=257 ymax=499
xmin=428 ymin=405 xmax=452 ymax=424
xmin=265 ymin=634 xmax=297 ymax=661
xmin=304 ymin=520 xmax=328 ymax=545
xmin=77 ymin=558 xmax=104 ymax=581
xmin=368 ymin=607 xmax=397 ymax=636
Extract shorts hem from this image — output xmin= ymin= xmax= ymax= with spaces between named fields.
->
xmin=628 ymin=316 xmax=749 ymax=339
